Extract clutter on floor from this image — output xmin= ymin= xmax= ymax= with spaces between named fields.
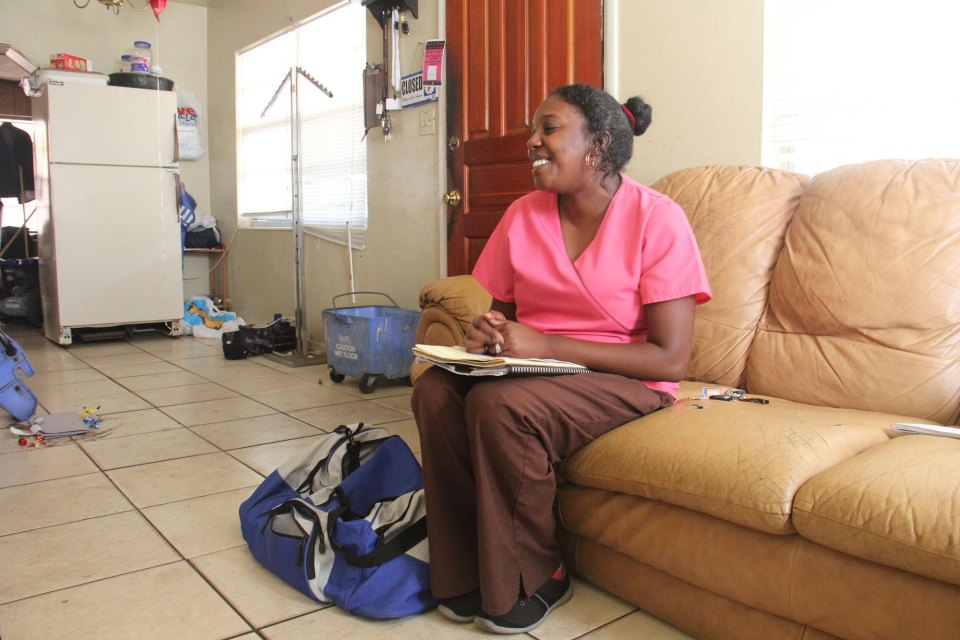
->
xmin=10 ymin=407 xmax=103 ymax=448
xmin=221 ymin=316 xmax=296 ymax=360
xmin=182 ymin=295 xmax=244 ymax=339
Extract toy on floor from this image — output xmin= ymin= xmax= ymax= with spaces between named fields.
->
xmin=10 ymin=409 xmax=102 ymax=445
xmin=82 ymin=406 xmax=102 ymax=428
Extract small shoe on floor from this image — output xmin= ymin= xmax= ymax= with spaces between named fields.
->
xmin=437 ymin=589 xmax=482 ymax=623
xmin=474 ymin=572 xmax=573 ymax=634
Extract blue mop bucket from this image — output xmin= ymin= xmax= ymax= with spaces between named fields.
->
xmin=322 ymin=292 xmax=420 ymax=394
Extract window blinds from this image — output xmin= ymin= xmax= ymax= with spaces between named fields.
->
xmin=762 ymin=0 xmax=960 ymax=175
xmin=237 ymin=2 xmax=368 ymax=248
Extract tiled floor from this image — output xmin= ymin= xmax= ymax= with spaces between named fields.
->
xmin=0 ymin=324 xmax=692 ymax=640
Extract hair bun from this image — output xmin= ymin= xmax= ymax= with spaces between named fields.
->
xmin=623 ymin=96 xmax=652 ymax=136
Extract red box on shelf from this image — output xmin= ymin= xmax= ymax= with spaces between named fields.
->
xmin=49 ymin=53 xmax=91 ymax=71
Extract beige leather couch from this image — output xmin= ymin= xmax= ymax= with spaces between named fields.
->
xmin=413 ymin=159 xmax=960 ymax=640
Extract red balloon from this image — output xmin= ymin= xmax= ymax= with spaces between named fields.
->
xmin=149 ymin=0 xmax=167 ymax=21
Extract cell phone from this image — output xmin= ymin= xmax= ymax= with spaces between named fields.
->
xmin=709 ymin=394 xmax=736 ymax=401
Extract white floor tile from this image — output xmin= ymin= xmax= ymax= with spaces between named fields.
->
xmin=141 ymin=486 xmax=255 ymax=558
xmin=193 ymin=546 xmax=326 ymax=628
xmin=0 ymin=562 xmax=250 ymax=640
xmin=0 ymin=444 xmax=98 ymax=489
xmin=0 ymin=472 xmax=132 ymax=536
xmin=0 ymin=510 xmax=179 ymax=603
xmin=107 ymin=451 xmax=264 ymax=507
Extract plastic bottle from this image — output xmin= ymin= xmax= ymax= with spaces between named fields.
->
xmin=119 ymin=54 xmax=132 ymax=73
xmin=130 ymin=41 xmax=151 ymax=74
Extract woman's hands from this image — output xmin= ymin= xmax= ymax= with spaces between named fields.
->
xmin=464 ymin=308 xmax=549 ymax=357
xmin=465 ymin=296 xmax=697 ymax=381
xmin=464 ymin=311 xmax=508 ymax=355
xmin=462 ymin=296 xmax=696 ymax=381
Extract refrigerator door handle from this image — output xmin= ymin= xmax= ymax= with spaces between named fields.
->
xmin=172 ymin=112 xmax=180 ymax=163
xmin=173 ymin=173 xmax=184 ymax=233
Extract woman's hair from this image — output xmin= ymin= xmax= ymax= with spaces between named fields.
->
xmin=551 ymin=84 xmax=652 ymax=176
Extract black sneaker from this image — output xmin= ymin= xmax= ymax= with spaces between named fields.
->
xmin=474 ymin=573 xmax=573 ymax=634
xmin=437 ymin=589 xmax=482 ymax=623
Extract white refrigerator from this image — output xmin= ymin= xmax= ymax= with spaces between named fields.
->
xmin=32 ymin=81 xmax=184 ymax=345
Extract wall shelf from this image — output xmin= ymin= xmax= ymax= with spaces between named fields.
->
xmin=185 ymin=245 xmax=229 ymax=309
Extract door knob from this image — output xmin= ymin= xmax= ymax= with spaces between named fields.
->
xmin=442 ymin=190 xmax=462 ymax=207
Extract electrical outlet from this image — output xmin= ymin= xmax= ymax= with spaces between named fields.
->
xmin=419 ymin=109 xmax=436 ymax=136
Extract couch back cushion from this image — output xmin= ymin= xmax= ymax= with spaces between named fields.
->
xmin=652 ymin=166 xmax=807 ymax=389
xmin=748 ymin=159 xmax=960 ymax=424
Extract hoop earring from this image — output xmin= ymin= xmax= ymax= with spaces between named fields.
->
xmin=585 ymin=152 xmax=597 ymax=169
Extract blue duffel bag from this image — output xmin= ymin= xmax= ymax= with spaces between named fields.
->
xmin=239 ymin=422 xmax=437 ymax=619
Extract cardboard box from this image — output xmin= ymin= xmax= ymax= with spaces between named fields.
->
xmin=49 ymin=53 xmax=91 ymax=72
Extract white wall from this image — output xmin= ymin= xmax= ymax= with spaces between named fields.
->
xmin=0 ymin=0 xmax=209 ymax=212
xmin=0 ymin=0 xmax=212 ymax=298
xmin=611 ymin=0 xmax=764 ymax=186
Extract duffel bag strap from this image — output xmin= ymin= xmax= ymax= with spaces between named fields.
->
xmin=325 ymin=490 xmax=428 ymax=569
xmin=297 ymin=423 xmax=365 ymax=494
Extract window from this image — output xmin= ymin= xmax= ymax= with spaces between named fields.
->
xmin=762 ymin=0 xmax=960 ymax=175
xmin=237 ymin=1 xmax=367 ymax=248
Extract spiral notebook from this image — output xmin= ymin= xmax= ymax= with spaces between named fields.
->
xmin=413 ymin=344 xmax=589 ymax=377
xmin=892 ymin=423 xmax=960 ymax=439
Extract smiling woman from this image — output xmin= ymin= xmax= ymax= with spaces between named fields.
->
xmin=411 ymin=84 xmax=712 ymax=634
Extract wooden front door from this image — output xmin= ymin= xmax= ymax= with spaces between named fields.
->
xmin=445 ymin=0 xmax=604 ymax=276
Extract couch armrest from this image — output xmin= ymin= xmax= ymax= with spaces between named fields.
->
xmin=411 ymin=275 xmax=492 ymax=382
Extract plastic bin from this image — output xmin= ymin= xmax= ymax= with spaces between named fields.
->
xmin=322 ymin=292 xmax=421 ymax=393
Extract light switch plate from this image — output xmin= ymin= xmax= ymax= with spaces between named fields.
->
xmin=419 ymin=109 xmax=436 ymax=136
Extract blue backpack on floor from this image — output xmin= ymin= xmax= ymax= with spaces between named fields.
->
xmin=0 ymin=329 xmax=38 ymax=421
xmin=239 ymin=423 xmax=437 ymax=619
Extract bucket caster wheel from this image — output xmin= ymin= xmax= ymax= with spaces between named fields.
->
xmin=359 ymin=374 xmax=378 ymax=394
xmin=329 ymin=368 xmax=345 ymax=384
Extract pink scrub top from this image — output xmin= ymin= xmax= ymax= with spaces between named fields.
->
xmin=472 ymin=174 xmax=712 ymax=398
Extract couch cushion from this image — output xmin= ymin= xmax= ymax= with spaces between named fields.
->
xmin=559 ymin=486 xmax=960 ymax=640
xmin=651 ymin=165 xmax=807 ymax=390
xmin=749 ymin=159 xmax=960 ymax=425
xmin=794 ymin=433 xmax=960 ymax=587
xmin=562 ymin=381 xmax=895 ymax=535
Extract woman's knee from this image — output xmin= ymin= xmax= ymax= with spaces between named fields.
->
xmin=411 ymin=367 xmax=470 ymax=436
xmin=463 ymin=382 xmax=533 ymax=439
xmin=412 ymin=367 xmax=451 ymax=413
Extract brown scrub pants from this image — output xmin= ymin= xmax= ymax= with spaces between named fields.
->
xmin=410 ymin=366 xmax=673 ymax=616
